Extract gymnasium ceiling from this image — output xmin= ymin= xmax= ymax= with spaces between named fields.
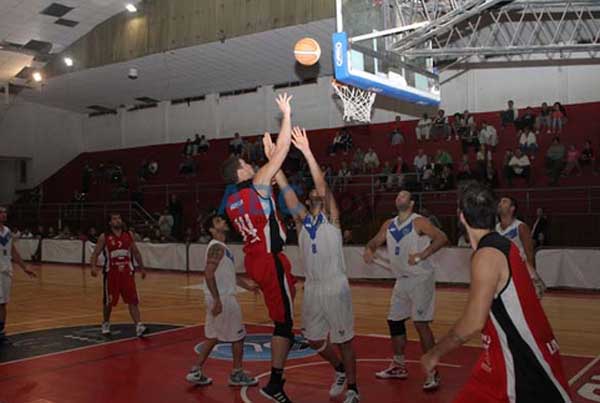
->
xmin=16 ymin=19 xmax=335 ymax=114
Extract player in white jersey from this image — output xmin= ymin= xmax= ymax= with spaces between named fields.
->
xmin=497 ymin=196 xmax=545 ymax=298
xmin=0 ymin=206 xmax=37 ymax=344
xmin=363 ymin=191 xmax=448 ymax=391
xmin=186 ymin=213 xmax=259 ymax=387
xmin=265 ymin=127 xmax=359 ymax=403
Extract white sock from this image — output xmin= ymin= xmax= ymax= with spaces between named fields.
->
xmin=393 ymin=355 xmax=405 ymax=366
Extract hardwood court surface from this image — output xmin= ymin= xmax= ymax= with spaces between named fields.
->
xmin=2 ymin=264 xmax=599 ymax=403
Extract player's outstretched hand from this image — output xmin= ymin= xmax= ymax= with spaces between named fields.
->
xmin=23 ymin=266 xmax=37 ymax=278
xmin=275 ymin=93 xmax=293 ymax=115
xmin=263 ymin=131 xmax=275 ymax=160
xmin=291 ymin=127 xmax=310 ymax=154
xmin=420 ymin=351 xmax=438 ymax=375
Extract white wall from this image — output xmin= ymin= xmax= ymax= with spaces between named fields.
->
xmin=80 ymin=62 xmax=600 ymax=150
xmin=0 ymin=100 xmax=84 ymax=188
xmin=0 ymin=159 xmax=18 ymax=204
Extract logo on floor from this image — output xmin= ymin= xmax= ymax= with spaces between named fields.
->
xmin=0 ymin=324 xmax=180 ymax=363
xmin=195 ymin=333 xmax=317 ymax=361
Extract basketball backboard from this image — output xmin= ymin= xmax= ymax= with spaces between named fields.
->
xmin=333 ymin=0 xmax=440 ymax=106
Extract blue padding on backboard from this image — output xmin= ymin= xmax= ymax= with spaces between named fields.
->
xmin=332 ymin=32 xmax=440 ymax=107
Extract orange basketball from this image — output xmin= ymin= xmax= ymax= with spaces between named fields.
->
xmin=294 ymin=37 xmax=321 ymax=66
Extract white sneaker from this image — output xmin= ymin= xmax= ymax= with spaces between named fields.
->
xmin=186 ymin=366 xmax=213 ymax=386
xmin=135 ymin=323 xmax=147 ymax=337
xmin=375 ymin=362 xmax=408 ymax=379
xmin=343 ymin=389 xmax=360 ymax=403
xmin=329 ymin=371 xmax=347 ymax=398
xmin=101 ymin=322 xmax=110 ymax=335
xmin=423 ymin=369 xmax=440 ymax=391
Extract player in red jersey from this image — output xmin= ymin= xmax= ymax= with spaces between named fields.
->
xmin=421 ymin=182 xmax=571 ymax=403
xmin=221 ymin=93 xmax=296 ymax=403
xmin=90 ymin=213 xmax=148 ymax=337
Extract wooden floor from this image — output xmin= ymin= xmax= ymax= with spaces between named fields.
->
xmin=6 ymin=263 xmax=600 ymax=357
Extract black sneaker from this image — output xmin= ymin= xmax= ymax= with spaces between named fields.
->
xmin=259 ymin=380 xmax=292 ymax=403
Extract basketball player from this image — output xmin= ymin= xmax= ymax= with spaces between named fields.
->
xmin=90 ymin=213 xmax=148 ymax=337
xmin=267 ymin=127 xmax=359 ymax=403
xmin=221 ymin=93 xmax=296 ymax=402
xmin=0 ymin=206 xmax=37 ymax=344
xmin=186 ymin=214 xmax=259 ymax=387
xmin=421 ymin=182 xmax=571 ymax=403
xmin=363 ymin=191 xmax=448 ymax=390
xmin=496 ymin=196 xmax=546 ymax=298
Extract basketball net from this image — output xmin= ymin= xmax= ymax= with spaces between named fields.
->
xmin=331 ymin=80 xmax=376 ymax=123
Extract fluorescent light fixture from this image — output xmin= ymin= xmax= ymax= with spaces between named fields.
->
xmin=125 ymin=3 xmax=137 ymax=13
xmin=32 ymin=72 xmax=42 ymax=82
xmin=64 ymin=57 xmax=73 ymax=67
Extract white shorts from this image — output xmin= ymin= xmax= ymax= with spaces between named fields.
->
xmin=204 ymin=295 xmax=246 ymax=342
xmin=302 ymin=276 xmax=355 ymax=344
xmin=388 ymin=273 xmax=435 ymax=322
xmin=0 ymin=271 xmax=12 ymax=304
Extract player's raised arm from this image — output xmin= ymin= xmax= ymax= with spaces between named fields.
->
xmin=410 ymin=217 xmax=448 ymax=264
xmin=291 ymin=127 xmax=340 ymax=226
xmin=253 ymin=93 xmax=293 ymax=197
xmin=421 ymin=247 xmax=502 ymax=373
xmin=364 ymin=219 xmax=391 ymax=263
xmin=205 ymin=243 xmax=225 ymax=316
xmin=129 ymin=234 xmax=147 ymax=279
xmin=90 ymin=233 xmax=106 ymax=277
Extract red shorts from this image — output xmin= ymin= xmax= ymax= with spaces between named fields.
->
xmin=245 ymin=252 xmax=295 ymax=324
xmin=104 ymin=269 xmax=139 ymax=307
xmin=454 ymin=380 xmax=508 ymax=403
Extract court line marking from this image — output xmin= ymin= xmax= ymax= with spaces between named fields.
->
xmin=0 ymin=325 xmax=189 ymax=367
xmin=569 ymin=353 xmax=600 ymax=386
xmin=240 ymin=359 xmax=462 ymax=403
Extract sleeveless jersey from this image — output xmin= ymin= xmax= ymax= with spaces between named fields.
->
xmin=298 ymin=212 xmax=346 ymax=282
xmin=470 ymin=232 xmax=570 ymax=402
xmin=496 ymin=219 xmax=525 ymax=259
xmin=225 ymin=180 xmax=286 ymax=255
xmin=103 ymin=231 xmax=134 ymax=274
xmin=386 ymin=214 xmax=434 ymax=278
xmin=0 ymin=226 xmax=13 ymax=274
xmin=203 ymin=239 xmax=237 ymax=297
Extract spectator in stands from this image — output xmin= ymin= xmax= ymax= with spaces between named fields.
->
xmin=519 ymin=128 xmax=538 ymax=158
xmin=545 ymin=137 xmax=566 ymax=185
xmin=413 ymin=149 xmax=429 ymax=178
xmin=12 ymin=228 xmax=22 ymax=238
xmin=515 ymin=106 xmax=536 ymax=131
xmin=352 ymin=147 xmax=365 ymax=173
xmin=87 ymin=227 xmax=98 ymax=243
xmin=20 ymin=228 xmax=33 ymax=239
xmin=476 ymin=145 xmax=487 ymax=179
xmin=435 ymin=149 xmax=453 ymax=169
xmin=457 ymin=155 xmax=473 ymax=182
xmin=507 ymin=148 xmax=532 ymax=186
xmin=179 ymin=156 xmax=196 ymax=176
xmin=377 ymin=161 xmax=392 ymax=190
xmin=562 ymin=145 xmax=582 ymax=177
xmin=198 ymin=135 xmax=210 ymax=153
xmin=421 ymin=162 xmax=435 ymax=191
xmin=390 ymin=156 xmax=408 ymax=189
xmin=500 ymin=100 xmax=518 ymax=127
xmin=343 ymin=229 xmax=354 ymax=245
xmin=130 ymin=228 xmax=142 ymax=242
xmin=184 ymin=228 xmax=195 ymax=243
xmin=198 ymin=226 xmax=211 ymax=244
xmin=192 ymin=134 xmax=201 ymax=155
xmin=183 ymin=138 xmax=193 ymax=157
xmin=461 ymin=110 xmax=477 ymax=140
xmin=339 ymin=128 xmax=353 ymax=154
xmin=460 ymin=117 xmax=479 ymax=153
xmin=551 ymin=102 xmax=565 ymax=135
xmin=152 ymin=228 xmax=167 ymax=243
xmin=390 ymin=127 xmax=405 ymax=148
xmin=478 ymin=121 xmax=498 ymax=150
xmin=158 ymin=209 xmax=174 ymax=239
xmin=55 ymin=226 xmax=73 ymax=240
xmin=34 ymin=225 xmax=46 ymax=239
xmin=485 ymin=159 xmax=499 ymax=188
xmin=328 ymin=130 xmax=343 ymax=155
xmin=337 ymin=161 xmax=352 ymax=191
xmin=242 ymin=139 xmax=253 ymax=162
xmin=168 ymin=194 xmax=183 ymax=240
xmin=229 ymin=132 xmax=244 ymax=156
xmin=438 ymin=165 xmax=454 ymax=190
xmin=431 ymin=109 xmax=450 ymax=140
xmin=580 ymin=140 xmax=597 ymax=174
xmin=416 ymin=113 xmax=432 ymax=141
xmin=536 ymin=102 xmax=552 ymax=134
xmin=531 ymin=207 xmax=548 ymax=248
xmin=364 ymin=147 xmax=380 ymax=173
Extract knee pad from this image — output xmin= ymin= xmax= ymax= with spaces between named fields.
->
xmin=274 ymin=322 xmax=294 ymax=341
xmin=387 ymin=319 xmax=407 ymax=337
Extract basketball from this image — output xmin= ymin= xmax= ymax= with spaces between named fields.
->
xmin=294 ymin=37 xmax=321 ymax=66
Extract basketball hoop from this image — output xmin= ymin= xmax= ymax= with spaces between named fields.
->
xmin=331 ymin=80 xmax=376 ymax=123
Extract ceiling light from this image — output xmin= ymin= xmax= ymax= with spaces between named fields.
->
xmin=64 ymin=57 xmax=73 ymax=67
xmin=125 ymin=3 xmax=137 ymax=13
xmin=32 ymin=72 xmax=43 ymax=82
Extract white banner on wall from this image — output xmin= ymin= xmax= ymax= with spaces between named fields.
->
xmin=136 ymin=242 xmax=187 ymax=271
xmin=14 ymin=239 xmax=39 ymax=261
xmin=41 ymin=239 xmax=83 ymax=264
xmin=536 ymin=248 xmax=600 ymax=289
